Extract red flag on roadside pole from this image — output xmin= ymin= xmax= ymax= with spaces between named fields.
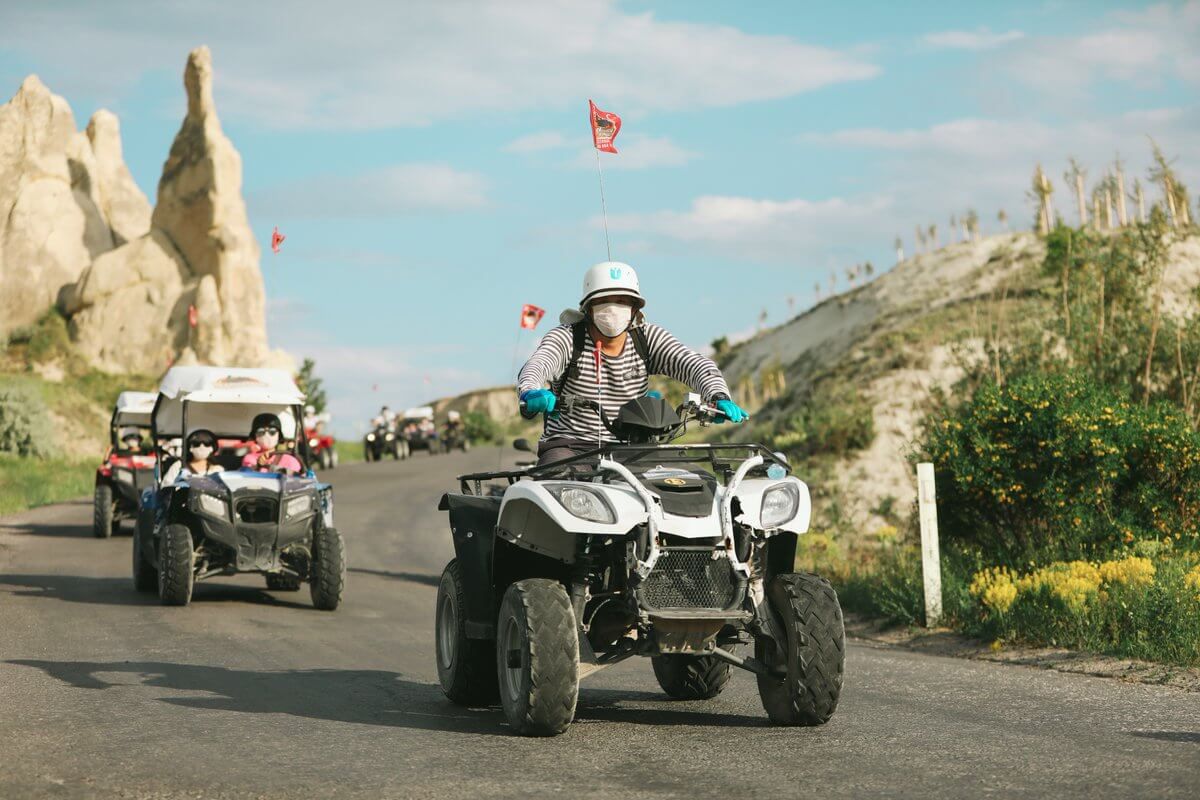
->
xmin=589 ymin=100 xmax=621 ymax=154
xmin=187 ymin=304 xmax=198 ymax=328
xmin=519 ymin=304 xmax=545 ymax=330
xmin=271 ymin=226 xmax=285 ymax=254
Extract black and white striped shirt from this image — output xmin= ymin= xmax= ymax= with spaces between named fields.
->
xmin=518 ymin=322 xmax=730 ymax=444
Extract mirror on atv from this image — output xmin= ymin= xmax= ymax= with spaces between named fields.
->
xmin=513 ymin=438 xmax=533 ymax=453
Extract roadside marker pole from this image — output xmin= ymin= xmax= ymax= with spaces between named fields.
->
xmin=916 ymin=462 xmax=943 ymax=627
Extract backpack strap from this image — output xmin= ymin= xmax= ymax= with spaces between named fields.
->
xmin=551 ymin=321 xmax=652 ymax=397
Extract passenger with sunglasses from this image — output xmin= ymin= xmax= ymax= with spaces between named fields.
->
xmin=162 ymin=429 xmax=223 ymax=484
xmin=241 ymin=413 xmax=304 ymax=474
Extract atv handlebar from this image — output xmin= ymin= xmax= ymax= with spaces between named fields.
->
xmin=519 ymin=393 xmax=746 ymax=428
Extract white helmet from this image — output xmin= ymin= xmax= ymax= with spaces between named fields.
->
xmin=581 ymin=261 xmax=644 ymax=309
xmin=447 ymin=410 xmax=461 ymax=421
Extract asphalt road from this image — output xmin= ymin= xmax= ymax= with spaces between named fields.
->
xmin=1 ymin=448 xmax=1197 ymax=799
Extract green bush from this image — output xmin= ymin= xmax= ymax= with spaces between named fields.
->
xmin=919 ymin=371 xmax=1200 ymax=563
xmin=0 ymin=382 xmax=53 ymax=457
xmin=24 ymin=309 xmax=73 ymax=364
xmin=463 ymin=411 xmax=499 ymax=444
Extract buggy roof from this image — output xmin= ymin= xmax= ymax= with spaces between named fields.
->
xmin=112 ymin=391 xmax=157 ymax=427
xmin=153 ymin=367 xmax=305 ymax=438
xmin=403 ymin=406 xmax=434 ymax=419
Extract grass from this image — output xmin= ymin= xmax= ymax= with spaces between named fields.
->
xmin=0 ymin=454 xmax=95 ymax=516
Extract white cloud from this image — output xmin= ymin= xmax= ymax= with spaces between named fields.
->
xmin=924 ymin=28 xmax=1024 ymax=50
xmin=1002 ymin=2 xmax=1200 ymax=93
xmin=504 ymin=131 xmax=571 ymax=153
xmin=803 ymin=118 xmax=1059 ymax=159
xmin=0 ymin=0 xmax=878 ymax=130
xmin=574 ymin=134 xmax=697 ymax=170
xmin=607 ymin=194 xmax=892 ymax=263
xmin=252 ymin=163 xmax=487 ymax=217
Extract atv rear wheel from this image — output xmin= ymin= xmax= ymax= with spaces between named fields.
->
xmin=319 ymin=449 xmax=332 ymax=470
xmin=310 ymin=526 xmax=345 ymax=610
xmin=266 ymin=573 xmax=302 ymax=591
xmin=496 ymin=579 xmax=578 ymax=736
xmin=330 ymin=448 xmax=340 ymax=469
xmin=158 ymin=524 xmax=194 ymax=606
xmin=93 ymin=483 xmax=115 ymax=538
xmin=436 ymin=560 xmax=499 ymax=705
xmin=651 ymin=653 xmax=733 ymax=700
xmin=755 ymin=572 xmax=844 ymax=726
xmin=131 ymin=515 xmax=157 ymax=592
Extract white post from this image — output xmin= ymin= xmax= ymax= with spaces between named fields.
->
xmin=916 ymin=462 xmax=943 ymax=627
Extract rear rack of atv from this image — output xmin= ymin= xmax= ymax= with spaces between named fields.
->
xmin=455 ymin=442 xmax=788 ymax=495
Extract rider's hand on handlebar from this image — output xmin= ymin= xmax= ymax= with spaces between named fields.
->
xmin=713 ymin=398 xmax=749 ymax=424
xmin=519 ymin=389 xmax=557 ymax=418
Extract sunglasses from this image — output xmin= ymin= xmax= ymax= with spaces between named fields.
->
xmin=254 ymin=426 xmax=281 ymax=437
xmin=189 ymin=441 xmax=215 ymax=450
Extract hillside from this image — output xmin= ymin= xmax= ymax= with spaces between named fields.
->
xmin=718 ymin=230 xmax=1200 ymax=537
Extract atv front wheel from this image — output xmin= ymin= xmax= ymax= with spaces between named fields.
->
xmin=319 ymin=449 xmax=332 ymax=470
xmin=158 ymin=524 xmax=194 ymax=606
xmin=131 ymin=515 xmax=157 ymax=592
xmin=93 ymin=483 xmax=115 ymax=538
xmin=755 ymin=572 xmax=844 ymax=726
xmin=496 ymin=579 xmax=578 ymax=736
xmin=330 ymin=448 xmax=340 ymax=469
xmin=310 ymin=526 xmax=345 ymax=610
xmin=652 ymin=653 xmax=733 ymax=700
xmin=436 ymin=560 xmax=499 ymax=706
xmin=266 ymin=573 xmax=302 ymax=591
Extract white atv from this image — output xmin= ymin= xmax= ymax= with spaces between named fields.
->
xmin=435 ymin=394 xmax=844 ymax=736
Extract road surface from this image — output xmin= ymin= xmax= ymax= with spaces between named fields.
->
xmin=1 ymin=449 xmax=1197 ymax=798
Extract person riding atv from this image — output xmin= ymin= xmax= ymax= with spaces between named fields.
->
xmin=441 ymin=410 xmax=469 ymax=453
xmin=93 ymin=392 xmax=158 ymax=538
xmin=133 ymin=367 xmax=345 ymax=610
xmin=436 ymin=392 xmax=845 ymax=736
xmin=517 ymin=261 xmax=747 ymax=464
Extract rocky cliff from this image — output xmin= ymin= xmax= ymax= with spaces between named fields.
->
xmin=0 ymin=76 xmax=150 ymax=338
xmin=1 ymin=47 xmax=279 ymax=375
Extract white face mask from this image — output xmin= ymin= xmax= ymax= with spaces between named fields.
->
xmin=189 ymin=443 xmax=214 ymax=461
xmin=591 ymin=302 xmax=633 ymax=338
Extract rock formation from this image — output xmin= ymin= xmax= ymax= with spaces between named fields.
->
xmin=0 ymin=76 xmax=149 ymax=337
xmin=60 ymin=46 xmax=274 ymax=374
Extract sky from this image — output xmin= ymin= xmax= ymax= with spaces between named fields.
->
xmin=2 ymin=1 xmax=1198 ymax=435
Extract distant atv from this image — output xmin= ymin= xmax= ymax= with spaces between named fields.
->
xmin=94 ymin=392 xmax=158 ymax=538
xmin=134 ymin=367 xmax=346 ymax=610
xmin=307 ymin=427 xmax=339 ymax=470
xmin=363 ymin=420 xmax=405 ymax=461
xmin=441 ymin=425 xmax=470 ymax=454
xmin=436 ymin=394 xmax=843 ymax=736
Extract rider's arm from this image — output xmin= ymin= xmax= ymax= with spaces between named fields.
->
xmin=643 ymin=323 xmax=731 ymax=402
xmin=516 ymin=325 xmax=574 ymax=395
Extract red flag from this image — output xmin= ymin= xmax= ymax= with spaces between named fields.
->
xmin=519 ymin=304 xmax=545 ymax=330
xmin=271 ymin=226 xmax=285 ymax=254
xmin=589 ymin=100 xmax=621 ymax=154
xmin=187 ymin=304 xmax=198 ymax=328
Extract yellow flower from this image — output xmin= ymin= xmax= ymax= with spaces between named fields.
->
xmin=1098 ymin=557 xmax=1155 ymax=588
xmin=969 ymin=567 xmax=1018 ymax=614
xmin=1182 ymin=564 xmax=1200 ymax=600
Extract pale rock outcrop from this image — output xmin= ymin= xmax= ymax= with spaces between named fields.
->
xmin=85 ymin=110 xmax=151 ymax=244
xmin=0 ymin=76 xmax=117 ymax=336
xmin=64 ymin=46 xmax=273 ymax=374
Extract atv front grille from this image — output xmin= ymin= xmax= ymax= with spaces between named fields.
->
xmin=235 ymin=497 xmax=278 ymax=524
xmin=637 ymin=548 xmax=741 ymax=612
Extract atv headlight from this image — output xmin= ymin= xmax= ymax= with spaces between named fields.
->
xmin=366 ymin=433 xmax=376 ymax=441
xmin=761 ymin=484 xmax=800 ymax=528
xmin=385 ymin=433 xmax=395 ymax=441
xmin=308 ymin=438 xmax=320 ymax=448
xmin=114 ymin=468 xmax=133 ymax=484
xmin=285 ymin=494 xmax=313 ymax=520
xmin=548 ymin=486 xmax=615 ymax=524
xmin=196 ymin=492 xmax=229 ymax=521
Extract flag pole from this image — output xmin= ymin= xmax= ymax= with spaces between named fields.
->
xmin=595 ymin=148 xmax=612 ymax=261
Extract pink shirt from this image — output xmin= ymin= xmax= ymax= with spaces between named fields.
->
xmin=241 ymin=451 xmax=304 ymax=473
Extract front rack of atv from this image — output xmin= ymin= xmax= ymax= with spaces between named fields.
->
xmin=455 ymin=442 xmax=789 ymax=496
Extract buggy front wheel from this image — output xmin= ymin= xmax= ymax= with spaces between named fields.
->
xmin=93 ymin=483 xmax=115 ymax=538
xmin=496 ymin=579 xmax=578 ymax=736
xmin=158 ymin=524 xmax=194 ymax=606
xmin=310 ymin=526 xmax=345 ymax=610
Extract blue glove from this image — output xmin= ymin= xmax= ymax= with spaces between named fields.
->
xmin=714 ymin=399 xmax=747 ymax=424
xmin=645 ymin=390 xmax=663 ymax=400
xmin=520 ymin=389 xmax=557 ymax=418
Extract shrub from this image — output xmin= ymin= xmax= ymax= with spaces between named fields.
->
xmin=24 ymin=309 xmax=73 ymax=364
xmin=463 ymin=411 xmax=498 ymax=444
xmin=918 ymin=371 xmax=1200 ymax=563
xmin=0 ymin=382 xmax=54 ymax=457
